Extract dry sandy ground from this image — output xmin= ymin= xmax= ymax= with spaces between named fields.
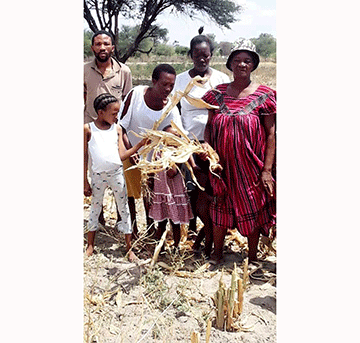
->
xmin=83 ymin=63 xmax=277 ymax=342
xmin=83 ymin=193 xmax=276 ymax=343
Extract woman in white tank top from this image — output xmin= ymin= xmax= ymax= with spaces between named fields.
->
xmin=118 ymin=64 xmax=187 ymax=234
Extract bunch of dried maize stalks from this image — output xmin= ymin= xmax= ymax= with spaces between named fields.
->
xmin=126 ymin=76 xmax=222 ymax=196
xmin=128 ymin=120 xmax=222 ymax=194
xmin=213 ymin=262 xmax=249 ymax=331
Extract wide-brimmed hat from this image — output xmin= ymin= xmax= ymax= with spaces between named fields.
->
xmin=226 ymin=38 xmax=260 ymax=71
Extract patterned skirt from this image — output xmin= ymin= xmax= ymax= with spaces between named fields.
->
xmin=149 ymin=168 xmax=193 ymax=224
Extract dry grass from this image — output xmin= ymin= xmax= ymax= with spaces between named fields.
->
xmin=83 ymin=204 xmax=276 ymax=342
xmin=128 ymin=55 xmax=276 ymax=91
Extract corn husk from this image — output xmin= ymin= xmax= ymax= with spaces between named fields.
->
xmin=157 ymin=260 xmax=216 ymax=278
xmin=127 ymin=121 xmax=222 ymax=196
xmin=206 ymin=318 xmax=212 ymax=343
xmin=126 ymin=76 xmax=222 ymax=196
xmin=214 ymin=269 xmax=226 ymax=330
xmin=150 ymin=226 xmax=170 ymax=268
xmin=237 ymin=278 xmax=244 ymax=315
xmin=226 ymin=264 xmax=238 ymax=330
xmin=115 ymin=288 xmax=122 ymax=309
xmin=190 ymin=331 xmax=200 ymax=343
xmin=243 ymin=258 xmax=249 ymax=289
xmin=153 ymin=75 xmax=219 ymax=131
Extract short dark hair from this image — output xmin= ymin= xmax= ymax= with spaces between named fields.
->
xmin=188 ymin=35 xmax=214 ymax=58
xmin=152 ymin=64 xmax=176 ymax=81
xmin=93 ymin=93 xmax=118 ymax=113
xmin=91 ymin=30 xmax=115 ymax=45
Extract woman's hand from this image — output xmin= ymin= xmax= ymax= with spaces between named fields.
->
xmin=198 ymin=142 xmax=211 ymax=161
xmin=193 ymin=164 xmax=201 ymax=176
xmin=260 ymin=170 xmax=274 ymax=197
xmin=139 ymin=137 xmax=150 ymax=147
xmin=130 ymin=139 xmax=150 ymax=164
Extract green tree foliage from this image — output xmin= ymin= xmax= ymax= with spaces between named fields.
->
xmin=84 ymin=30 xmax=93 ymax=58
xmin=84 ymin=0 xmax=242 ymax=63
xmin=153 ymin=44 xmax=175 ymax=56
xmin=251 ymin=33 xmax=276 ymax=59
xmin=218 ymin=41 xmax=232 ymax=56
xmin=175 ymin=45 xmax=188 ymax=56
xmin=117 ymin=25 xmax=168 ymax=57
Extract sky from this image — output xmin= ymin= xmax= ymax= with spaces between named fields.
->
xmin=158 ymin=0 xmax=276 ymax=46
xmin=83 ymin=0 xmax=276 ymax=46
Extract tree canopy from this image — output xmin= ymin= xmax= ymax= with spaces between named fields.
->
xmin=251 ymin=33 xmax=276 ymax=59
xmin=218 ymin=41 xmax=232 ymax=56
xmin=117 ymin=24 xmax=168 ymax=57
xmin=84 ymin=0 xmax=242 ymax=62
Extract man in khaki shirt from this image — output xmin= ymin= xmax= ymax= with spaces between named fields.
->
xmin=84 ymin=30 xmax=134 ymax=229
xmin=84 ymin=31 xmax=132 ymax=123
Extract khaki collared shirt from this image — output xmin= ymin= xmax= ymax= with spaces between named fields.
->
xmin=84 ymin=57 xmax=132 ymax=123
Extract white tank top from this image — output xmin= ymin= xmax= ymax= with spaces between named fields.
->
xmin=119 ymin=85 xmax=185 ymax=148
xmin=88 ymin=122 xmax=122 ymax=172
xmin=173 ymin=68 xmax=230 ymax=141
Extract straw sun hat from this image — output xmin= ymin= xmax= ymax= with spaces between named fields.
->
xmin=226 ymin=38 xmax=260 ymax=71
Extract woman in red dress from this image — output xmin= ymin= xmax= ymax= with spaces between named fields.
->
xmin=202 ymin=39 xmax=276 ymax=265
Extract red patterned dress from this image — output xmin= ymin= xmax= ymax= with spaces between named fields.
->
xmin=202 ymin=84 xmax=276 ymax=237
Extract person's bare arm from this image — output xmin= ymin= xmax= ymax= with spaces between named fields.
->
xmin=122 ymin=129 xmax=132 ymax=149
xmin=187 ymin=154 xmax=198 ymax=169
xmin=203 ymin=109 xmax=214 ymax=145
xmin=84 ymin=82 xmax=87 ymax=104
xmin=166 ymin=164 xmax=179 ymax=178
xmin=260 ymin=113 xmax=276 ymax=197
xmin=119 ymin=89 xmax=139 ymax=164
xmin=122 ymin=70 xmax=133 ymax=101
xmin=84 ymin=124 xmax=92 ymax=197
xmin=199 ymin=109 xmax=215 ymax=160
xmin=117 ymin=125 xmax=147 ymax=161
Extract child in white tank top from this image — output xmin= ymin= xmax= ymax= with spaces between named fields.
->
xmin=84 ymin=93 xmax=147 ymax=259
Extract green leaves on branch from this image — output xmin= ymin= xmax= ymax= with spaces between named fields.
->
xmin=84 ymin=0 xmax=242 ymax=62
xmin=251 ymin=33 xmax=276 ymax=59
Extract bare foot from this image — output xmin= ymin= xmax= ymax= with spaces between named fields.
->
xmin=86 ymin=245 xmax=94 ymax=256
xmin=127 ymin=250 xmax=139 ymax=263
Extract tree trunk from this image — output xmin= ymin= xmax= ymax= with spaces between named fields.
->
xmin=84 ymin=1 xmax=99 ymax=32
